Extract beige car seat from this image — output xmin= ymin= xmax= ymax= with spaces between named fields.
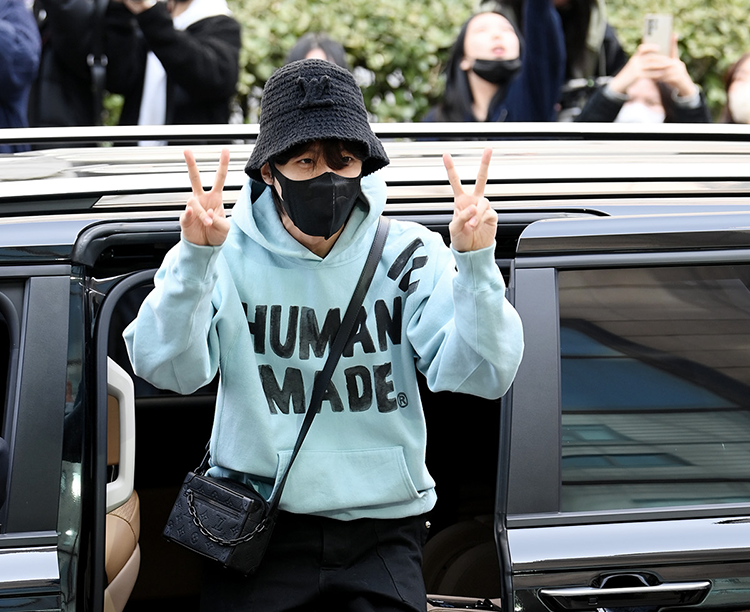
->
xmin=105 ymin=491 xmax=141 ymax=612
xmin=104 ymin=368 xmax=140 ymax=612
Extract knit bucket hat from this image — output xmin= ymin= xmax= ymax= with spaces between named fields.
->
xmin=245 ymin=59 xmax=389 ymax=182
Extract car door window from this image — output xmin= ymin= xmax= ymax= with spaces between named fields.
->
xmin=0 ymin=307 xmax=11 ymax=516
xmin=558 ymin=264 xmax=750 ymax=512
xmin=0 ymin=283 xmax=23 ymax=529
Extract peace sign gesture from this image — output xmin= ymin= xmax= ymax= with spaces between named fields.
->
xmin=180 ymin=148 xmax=231 ymax=246
xmin=444 ymin=147 xmax=498 ymax=253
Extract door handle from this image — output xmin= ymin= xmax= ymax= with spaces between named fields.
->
xmin=539 ymin=580 xmax=711 ymax=611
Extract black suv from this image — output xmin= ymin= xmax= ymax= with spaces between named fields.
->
xmin=1 ymin=124 xmax=749 ymax=612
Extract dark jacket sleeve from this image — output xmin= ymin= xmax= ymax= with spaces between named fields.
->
xmin=135 ymin=5 xmax=240 ymax=101
xmin=36 ymin=0 xmax=97 ymax=81
xmin=575 ymin=87 xmax=623 ymax=122
xmin=103 ymin=1 xmax=145 ymax=95
xmin=669 ymin=92 xmax=712 ymax=123
xmin=602 ymin=24 xmax=628 ymax=77
xmin=576 ymin=88 xmax=713 ymax=123
xmin=0 ymin=0 xmax=41 ymax=103
xmin=493 ymin=0 xmax=566 ymax=122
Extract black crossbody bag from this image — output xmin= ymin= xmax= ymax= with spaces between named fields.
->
xmin=163 ymin=216 xmax=390 ymax=575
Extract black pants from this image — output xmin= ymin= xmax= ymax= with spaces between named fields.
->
xmin=200 ymin=511 xmax=430 ymax=612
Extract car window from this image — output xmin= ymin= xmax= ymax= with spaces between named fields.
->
xmin=0 ymin=313 xmax=10 ymax=432
xmin=558 ymin=264 xmax=750 ymax=512
xmin=0 ymin=285 xmax=21 ymax=522
xmin=0 ymin=312 xmax=9 ymax=515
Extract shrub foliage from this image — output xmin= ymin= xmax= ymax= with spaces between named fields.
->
xmin=228 ymin=0 xmax=474 ymax=122
xmin=105 ymin=0 xmax=750 ymax=123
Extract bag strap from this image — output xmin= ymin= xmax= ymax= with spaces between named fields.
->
xmin=267 ymin=215 xmax=391 ymax=513
xmin=195 ymin=216 xmax=391 ymax=508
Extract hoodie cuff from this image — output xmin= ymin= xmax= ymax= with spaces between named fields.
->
xmin=451 ymin=244 xmax=505 ymax=291
xmin=173 ymin=238 xmax=222 ymax=284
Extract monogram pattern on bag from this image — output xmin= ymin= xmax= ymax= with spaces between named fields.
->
xmin=164 ymin=473 xmax=274 ymax=573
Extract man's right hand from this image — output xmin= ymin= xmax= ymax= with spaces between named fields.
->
xmin=180 ymin=149 xmax=231 ymax=247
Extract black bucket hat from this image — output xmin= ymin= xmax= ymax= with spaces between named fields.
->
xmin=245 ymin=59 xmax=389 ymax=182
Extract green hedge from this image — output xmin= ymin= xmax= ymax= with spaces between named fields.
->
xmin=228 ymin=0 xmax=475 ymax=122
xmin=104 ymin=0 xmax=750 ymax=124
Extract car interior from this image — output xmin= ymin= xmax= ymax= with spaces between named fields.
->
xmin=105 ymin=359 xmax=141 ymax=612
xmin=103 ymin=266 xmax=507 ymax=611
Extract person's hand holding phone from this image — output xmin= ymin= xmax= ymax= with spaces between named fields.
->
xmin=642 ymin=14 xmax=672 ymax=55
xmin=609 ymin=44 xmax=662 ymax=95
xmin=650 ymin=34 xmax=699 ymax=98
xmin=610 ymin=35 xmax=697 ymax=100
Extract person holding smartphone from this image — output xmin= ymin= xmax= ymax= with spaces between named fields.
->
xmin=576 ymin=33 xmax=710 ymax=123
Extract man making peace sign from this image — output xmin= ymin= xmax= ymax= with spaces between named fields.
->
xmin=124 ymin=59 xmax=524 ymax=612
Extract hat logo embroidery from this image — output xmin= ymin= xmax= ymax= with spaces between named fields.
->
xmin=297 ymin=76 xmax=334 ymax=109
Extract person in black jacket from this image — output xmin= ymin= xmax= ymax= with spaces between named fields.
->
xmin=104 ymin=0 xmax=241 ymax=130
xmin=425 ymin=0 xmax=566 ymax=123
xmin=576 ymin=36 xmax=710 ymax=123
xmin=0 ymin=0 xmax=41 ymax=150
xmin=481 ymin=0 xmax=628 ymax=121
xmin=27 ymin=0 xmax=101 ymax=127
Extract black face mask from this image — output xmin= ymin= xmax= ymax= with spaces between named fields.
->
xmin=270 ymin=165 xmax=363 ymax=239
xmin=472 ymin=58 xmax=522 ymax=85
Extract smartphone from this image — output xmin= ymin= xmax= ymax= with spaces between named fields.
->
xmin=643 ymin=14 xmax=673 ymax=55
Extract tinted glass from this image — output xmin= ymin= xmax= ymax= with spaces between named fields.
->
xmin=558 ymin=265 xmax=750 ymax=511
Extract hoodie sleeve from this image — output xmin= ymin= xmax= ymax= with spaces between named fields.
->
xmin=123 ymin=239 xmax=223 ymax=394
xmin=407 ymin=236 xmax=524 ymax=400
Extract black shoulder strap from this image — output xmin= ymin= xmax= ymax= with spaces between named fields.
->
xmin=267 ymin=215 xmax=390 ymax=511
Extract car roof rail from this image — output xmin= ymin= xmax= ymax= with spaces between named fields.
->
xmin=1 ymin=123 xmax=750 ymax=148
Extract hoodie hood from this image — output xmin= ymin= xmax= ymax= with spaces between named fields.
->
xmin=229 ymin=171 xmax=388 ymax=266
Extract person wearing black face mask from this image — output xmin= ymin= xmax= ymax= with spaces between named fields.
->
xmin=425 ymin=1 xmax=566 ymax=122
xmin=265 ymin=140 xmax=365 ymax=242
xmin=124 ymin=59 xmax=525 ymax=611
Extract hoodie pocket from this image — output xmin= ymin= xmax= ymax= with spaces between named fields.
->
xmin=274 ymin=446 xmax=422 ymax=515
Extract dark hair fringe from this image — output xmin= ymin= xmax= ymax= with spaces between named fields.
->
xmin=284 ymin=33 xmax=351 ymax=72
xmin=271 ymin=139 xmax=369 ymax=170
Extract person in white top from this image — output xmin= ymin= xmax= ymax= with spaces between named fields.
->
xmin=104 ymin=0 xmax=241 ymax=133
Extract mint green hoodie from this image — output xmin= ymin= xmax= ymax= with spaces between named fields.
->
xmin=123 ymin=172 xmax=524 ymax=520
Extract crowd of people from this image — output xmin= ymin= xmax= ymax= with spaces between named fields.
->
xmin=1 ymin=0 xmax=749 ymax=148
